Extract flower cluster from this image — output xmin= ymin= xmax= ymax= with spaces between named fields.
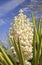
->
xmin=9 ymin=9 xmax=34 ymax=65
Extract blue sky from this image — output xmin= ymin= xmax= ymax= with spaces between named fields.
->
xmin=0 ymin=0 xmax=42 ymax=47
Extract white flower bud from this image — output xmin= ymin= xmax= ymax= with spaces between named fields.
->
xmin=9 ymin=9 xmax=34 ymax=64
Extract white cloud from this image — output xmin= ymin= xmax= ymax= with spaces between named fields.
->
xmin=22 ymin=7 xmax=30 ymax=12
xmin=0 ymin=19 xmax=6 ymax=26
xmin=0 ymin=0 xmax=25 ymax=25
xmin=31 ymin=0 xmax=42 ymax=2
xmin=31 ymin=0 xmax=38 ymax=3
xmin=0 ymin=0 xmax=25 ymax=17
xmin=31 ymin=0 xmax=36 ymax=1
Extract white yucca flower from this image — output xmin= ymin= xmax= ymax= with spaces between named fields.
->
xmin=9 ymin=9 xmax=34 ymax=65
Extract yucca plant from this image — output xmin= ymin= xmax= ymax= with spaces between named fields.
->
xmin=0 ymin=9 xmax=42 ymax=65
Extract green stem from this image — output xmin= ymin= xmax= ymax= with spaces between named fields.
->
xmin=0 ymin=47 xmax=14 ymax=65
xmin=31 ymin=12 xmax=39 ymax=49
xmin=39 ymin=55 xmax=42 ymax=65
xmin=36 ymin=33 xmax=42 ymax=65
xmin=0 ymin=52 xmax=8 ymax=65
xmin=18 ymin=38 xmax=25 ymax=65
xmin=0 ymin=62 xmax=3 ymax=65
xmin=33 ymin=28 xmax=36 ymax=65
xmin=13 ymin=38 xmax=25 ymax=65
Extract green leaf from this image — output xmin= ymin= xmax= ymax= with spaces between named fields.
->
xmin=0 ymin=47 xmax=14 ymax=65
